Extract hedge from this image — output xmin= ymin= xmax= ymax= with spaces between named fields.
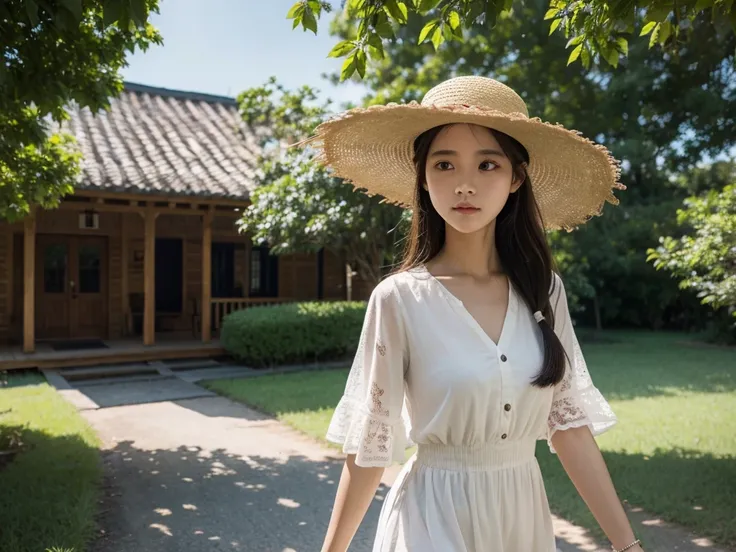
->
xmin=219 ymin=301 xmax=368 ymax=367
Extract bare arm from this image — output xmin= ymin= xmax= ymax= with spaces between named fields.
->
xmin=551 ymin=426 xmax=644 ymax=552
xmin=321 ymin=454 xmax=385 ymax=552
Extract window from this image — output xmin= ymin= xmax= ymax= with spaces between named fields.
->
xmin=44 ymin=244 xmax=67 ymax=293
xmin=249 ymin=246 xmax=278 ymax=297
xmin=78 ymin=244 xmax=101 ymax=293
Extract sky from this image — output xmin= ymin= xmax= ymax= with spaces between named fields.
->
xmin=121 ymin=0 xmax=368 ymax=106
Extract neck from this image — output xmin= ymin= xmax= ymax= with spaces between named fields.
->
xmin=434 ymin=221 xmax=503 ymax=278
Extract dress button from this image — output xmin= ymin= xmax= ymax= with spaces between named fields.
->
xmin=500 ymin=354 xmax=507 ymax=362
xmin=501 ymin=433 xmax=508 ymax=439
xmin=504 ymin=403 xmax=511 ymax=412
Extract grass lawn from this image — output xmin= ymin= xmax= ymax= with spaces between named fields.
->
xmin=0 ymin=372 xmax=103 ymax=552
xmin=204 ymin=331 xmax=736 ymax=549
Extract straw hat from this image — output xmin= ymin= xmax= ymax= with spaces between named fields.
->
xmin=302 ymin=75 xmax=626 ymax=231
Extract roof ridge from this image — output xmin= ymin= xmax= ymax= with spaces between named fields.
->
xmin=123 ymin=81 xmax=238 ymax=106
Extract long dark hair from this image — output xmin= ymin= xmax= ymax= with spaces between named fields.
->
xmin=398 ymin=124 xmax=567 ymax=388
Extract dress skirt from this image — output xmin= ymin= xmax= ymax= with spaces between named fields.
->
xmin=373 ymin=438 xmax=558 ymax=552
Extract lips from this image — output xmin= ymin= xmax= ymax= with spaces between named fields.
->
xmin=452 ymin=204 xmax=480 ymax=214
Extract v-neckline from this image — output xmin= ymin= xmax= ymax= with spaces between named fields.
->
xmin=419 ymin=264 xmax=514 ymax=350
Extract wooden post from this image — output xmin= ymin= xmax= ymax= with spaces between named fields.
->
xmin=201 ymin=209 xmax=213 ymax=342
xmin=6 ymin=230 xmax=14 ymax=335
xmin=120 ymin=213 xmax=130 ymax=335
xmin=23 ymin=210 xmax=36 ymax=353
xmin=143 ymin=209 xmax=157 ymax=346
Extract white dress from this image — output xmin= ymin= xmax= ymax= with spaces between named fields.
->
xmin=326 ymin=266 xmax=618 ymax=552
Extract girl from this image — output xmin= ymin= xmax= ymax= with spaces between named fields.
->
xmin=305 ymin=76 xmax=641 ymax=552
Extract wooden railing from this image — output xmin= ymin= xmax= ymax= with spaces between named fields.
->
xmin=210 ymin=297 xmax=293 ymax=331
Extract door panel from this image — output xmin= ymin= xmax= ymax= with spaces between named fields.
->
xmin=73 ymin=236 xmax=107 ymax=339
xmin=36 ymin=237 xmax=72 ymax=339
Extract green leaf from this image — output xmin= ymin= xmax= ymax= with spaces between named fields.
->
xmin=615 ymin=37 xmax=629 ymax=56
xmin=658 ymin=20 xmax=672 ymax=45
xmin=25 ymin=0 xmax=39 ymax=26
xmin=603 ymin=45 xmax=619 ymax=68
xmin=431 ymin=25 xmax=443 ymax=49
xmin=549 ymin=18 xmax=562 ymax=35
xmin=341 ymin=53 xmax=357 ymax=81
xmin=694 ymin=0 xmax=712 ymax=10
xmin=355 ymin=50 xmax=367 ymax=78
xmin=327 ymin=40 xmax=356 ymax=58
xmin=61 ymin=0 xmax=82 ymax=21
xmin=102 ymin=0 xmax=124 ymax=26
xmin=646 ymin=6 xmax=672 ymax=22
xmin=648 ymin=22 xmax=661 ymax=47
xmin=366 ymin=33 xmax=385 ymax=59
xmin=418 ymin=20 xmax=438 ymax=43
xmin=384 ymin=0 xmax=408 ymax=23
xmin=566 ymin=35 xmax=585 ymax=48
xmin=129 ymin=0 xmax=148 ymax=26
xmin=302 ymin=7 xmax=318 ymax=34
xmin=581 ymin=45 xmax=591 ymax=68
xmin=448 ymin=10 xmax=461 ymax=30
xmin=375 ymin=11 xmax=394 ymax=38
xmin=286 ymin=1 xmax=304 ymax=19
xmin=418 ymin=0 xmax=441 ymax=14
xmin=544 ymin=8 xmax=559 ymax=20
xmin=567 ymin=44 xmax=583 ymax=65
xmin=640 ymin=21 xmax=658 ymax=36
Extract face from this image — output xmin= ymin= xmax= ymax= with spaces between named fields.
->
xmin=423 ymin=123 xmax=524 ymax=234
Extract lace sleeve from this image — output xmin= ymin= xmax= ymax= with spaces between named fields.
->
xmin=546 ymin=275 xmax=617 ymax=454
xmin=325 ymin=277 xmax=413 ymax=467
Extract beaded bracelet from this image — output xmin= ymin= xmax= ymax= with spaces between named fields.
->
xmin=612 ymin=539 xmax=641 ymax=552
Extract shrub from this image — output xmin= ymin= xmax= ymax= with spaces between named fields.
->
xmin=220 ymin=301 xmax=367 ymax=367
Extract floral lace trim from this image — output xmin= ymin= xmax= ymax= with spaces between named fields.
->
xmin=370 ymin=382 xmax=389 ymax=417
xmin=547 ymin=396 xmax=587 ymax=431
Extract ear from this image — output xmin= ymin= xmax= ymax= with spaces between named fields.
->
xmin=510 ymin=164 xmax=527 ymax=193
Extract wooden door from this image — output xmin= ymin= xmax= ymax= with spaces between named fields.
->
xmin=36 ymin=235 xmax=108 ymax=340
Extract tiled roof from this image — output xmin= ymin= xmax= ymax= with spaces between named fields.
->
xmin=64 ymin=82 xmax=261 ymax=201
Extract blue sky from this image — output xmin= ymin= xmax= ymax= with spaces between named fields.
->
xmin=121 ymin=0 xmax=368 ymax=106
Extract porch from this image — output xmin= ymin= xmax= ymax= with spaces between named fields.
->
xmin=0 ymin=335 xmax=227 ymax=371
xmin=0 ymin=191 xmax=349 ymax=367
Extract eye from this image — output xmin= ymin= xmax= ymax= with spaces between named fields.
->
xmin=479 ymin=160 xmax=498 ymax=171
xmin=435 ymin=161 xmax=454 ymax=171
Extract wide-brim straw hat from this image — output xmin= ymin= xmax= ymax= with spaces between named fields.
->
xmin=301 ymin=75 xmax=625 ymax=231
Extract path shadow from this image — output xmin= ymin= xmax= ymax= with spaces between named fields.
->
xmin=91 ymin=441 xmax=389 ymax=552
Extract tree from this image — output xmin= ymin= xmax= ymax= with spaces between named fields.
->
xmin=0 ymin=0 xmax=161 ymax=221
xmin=315 ymin=0 xmax=735 ymax=329
xmin=236 ymin=79 xmax=405 ymax=289
xmin=287 ymin=0 xmax=735 ymax=79
xmin=647 ymin=179 xmax=736 ymax=336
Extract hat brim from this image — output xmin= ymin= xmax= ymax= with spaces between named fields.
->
xmin=305 ymin=102 xmax=625 ymax=231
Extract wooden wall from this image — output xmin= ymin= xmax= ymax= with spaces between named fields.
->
xmin=0 ymin=207 xmax=359 ymax=345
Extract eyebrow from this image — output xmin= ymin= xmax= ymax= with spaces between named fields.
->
xmin=429 ymin=149 xmax=506 ymax=157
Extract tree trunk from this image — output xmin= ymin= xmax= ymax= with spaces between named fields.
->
xmin=593 ymin=292 xmax=603 ymax=332
xmin=345 ymin=263 xmax=353 ymax=301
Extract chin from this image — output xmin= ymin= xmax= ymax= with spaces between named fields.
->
xmin=443 ymin=212 xmax=495 ymax=234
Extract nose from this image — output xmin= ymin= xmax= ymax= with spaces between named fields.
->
xmin=454 ymin=180 xmax=476 ymax=196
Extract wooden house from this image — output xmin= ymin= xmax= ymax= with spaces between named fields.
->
xmin=0 ymin=83 xmax=356 ymax=369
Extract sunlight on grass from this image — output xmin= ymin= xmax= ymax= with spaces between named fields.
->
xmin=205 ymin=332 xmax=736 ymax=548
xmin=0 ymin=373 xmax=102 ymax=552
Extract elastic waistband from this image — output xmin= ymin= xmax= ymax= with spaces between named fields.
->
xmin=416 ymin=439 xmax=536 ymax=471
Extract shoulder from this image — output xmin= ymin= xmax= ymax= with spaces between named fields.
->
xmin=368 ymin=269 xmax=423 ymax=309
